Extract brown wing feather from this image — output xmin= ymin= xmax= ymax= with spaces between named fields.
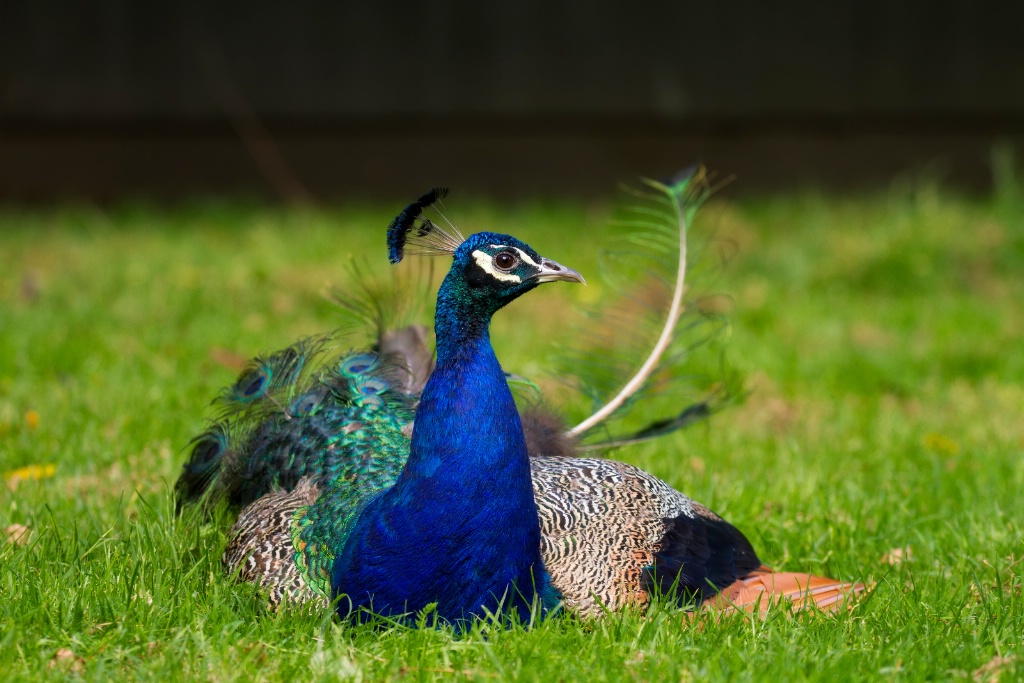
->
xmin=531 ymin=456 xmax=696 ymax=616
xmin=222 ymin=478 xmax=326 ymax=608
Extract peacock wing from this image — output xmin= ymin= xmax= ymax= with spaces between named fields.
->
xmin=530 ymin=456 xmax=762 ymax=617
xmin=223 ymin=478 xmax=323 ymax=608
xmin=222 ymin=401 xmax=410 ymax=604
xmin=182 ymin=331 xmax=423 ymax=605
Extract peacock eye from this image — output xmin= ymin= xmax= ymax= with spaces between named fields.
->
xmin=493 ymin=252 xmax=518 ymax=270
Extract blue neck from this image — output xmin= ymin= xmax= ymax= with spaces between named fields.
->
xmin=332 ymin=279 xmax=553 ymax=624
xmin=400 ymin=289 xmax=527 ymax=490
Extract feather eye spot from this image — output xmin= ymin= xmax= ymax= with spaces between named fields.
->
xmin=359 ymin=394 xmax=384 ymax=408
xmin=289 ymin=388 xmax=327 ymax=416
xmin=341 ymin=353 xmax=378 ymax=376
xmin=188 ymin=432 xmax=226 ymax=471
xmin=233 ymin=370 xmax=269 ymax=400
xmin=356 ymin=377 xmax=388 ymax=396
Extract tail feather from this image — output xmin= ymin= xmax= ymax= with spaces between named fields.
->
xmin=378 ymin=324 xmax=434 ymax=394
xmin=555 ymin=170 xmax=742 ymax=450
xmin=577 ymin=400 xmax=711 ymax=452
xmin=703 ymin=565 xmax=866 ymax=615
xmin=566 ymin=170 xmax=707 ymax=438
xmin=175 ymin=330 xmax=421 ymax=512
xmin=175 ymin=425 xmax=232 ymax=509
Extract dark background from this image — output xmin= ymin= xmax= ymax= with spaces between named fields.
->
xmin=2 ymin=0 xmax=1023 ymax=201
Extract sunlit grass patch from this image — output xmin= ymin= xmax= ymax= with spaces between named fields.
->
xmin=1 ymin=183 xmax=1022 ymax=681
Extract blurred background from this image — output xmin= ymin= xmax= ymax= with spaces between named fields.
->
xmin=2 ymin=0 xmax=1023 ymax=202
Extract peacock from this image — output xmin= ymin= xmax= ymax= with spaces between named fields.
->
xmin=177 ymin=173 xmax=864 ymax=625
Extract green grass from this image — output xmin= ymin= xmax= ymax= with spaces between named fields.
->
xmin=1 ymin=182 xmax=1022 ymax=681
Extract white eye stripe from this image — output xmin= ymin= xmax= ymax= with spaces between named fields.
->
xmin=489 ymin=245 xmax=542 ymax=269
xmin=472 ymin=250 xmax=522 ymax=283
xmin=513 ymin=247 xmax=542 ymax=268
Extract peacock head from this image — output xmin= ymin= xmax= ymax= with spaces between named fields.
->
xmin=387 ymin=189 xmax=585 ymax=318
xmin=448 ymin=230 xmax=584 ymax=305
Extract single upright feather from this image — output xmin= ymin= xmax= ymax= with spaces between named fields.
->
xmin=569 ymin=170 xmax=702 ymax=436
xmin=554 ymin=168 xmax=740 ymax=448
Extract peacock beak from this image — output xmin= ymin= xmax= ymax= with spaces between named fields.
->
xmin=529 ymin=259 xmax=587 ymax=285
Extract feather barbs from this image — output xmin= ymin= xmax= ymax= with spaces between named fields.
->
xmin=175 ymin=424 xmax=235 ymax=507
xmin=387 ymin=187 xmax=465 ymax=263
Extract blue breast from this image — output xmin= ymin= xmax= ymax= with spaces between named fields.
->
xmin=331 ymin=332 xmax=559 ymax=625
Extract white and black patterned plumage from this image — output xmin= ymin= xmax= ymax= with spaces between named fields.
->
xmin=223 ymin=478 xmax=323 ymax=608
xmin=531 ymin=456 xmax=760 ymax=616
xmin=224 ymin=447 xmax=839 ymax=618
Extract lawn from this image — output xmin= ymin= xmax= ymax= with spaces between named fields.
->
xmin=1 ymin=178 xmax=1022 ymax=681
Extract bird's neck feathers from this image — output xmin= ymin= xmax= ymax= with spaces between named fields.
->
xmin=403 ymin=272 xmax=531 ymax=488
xmin=381 ymin=263 xmax=546 ymax=621
xmin=430 ymin=265 xmax=529 ymax=364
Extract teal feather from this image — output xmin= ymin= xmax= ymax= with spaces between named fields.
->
xmin=177 ymin=332 xmax=418 ymax=510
